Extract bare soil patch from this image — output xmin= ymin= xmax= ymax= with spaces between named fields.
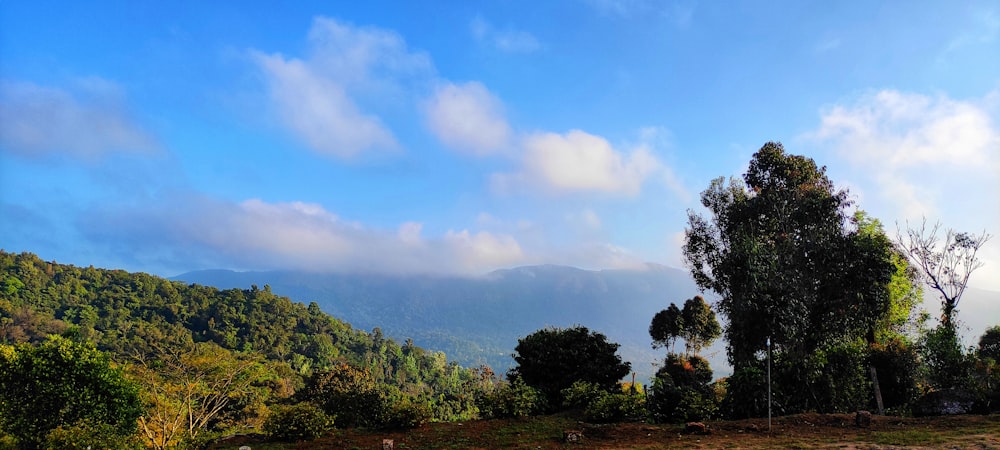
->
xmin=211 ymin=413 xmax=1000 ymax=449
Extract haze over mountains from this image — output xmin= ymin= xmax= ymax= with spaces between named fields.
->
xmin=174 ymin=264 xmax=718 ymax=382
xmin=173 ymin=263 xmax=998 ymax=383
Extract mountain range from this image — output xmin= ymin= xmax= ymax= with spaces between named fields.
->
xmin=174 ymin=264 xmax=1000 ymax=383
xmin=173 ymin=264 xmax=715 ymax=382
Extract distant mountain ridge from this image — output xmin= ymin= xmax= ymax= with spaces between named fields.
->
xmin=173 ymin=263 xmax=709 ymax=382
xmin=173 ymin=264 xmax=1000 ymax=383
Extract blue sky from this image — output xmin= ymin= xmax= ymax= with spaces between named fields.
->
xmin=2 ymin=1 xmax=998 ymax=297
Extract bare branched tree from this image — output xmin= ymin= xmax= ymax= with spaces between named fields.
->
xmin=896 ymin=219 xmax=992 ymax=329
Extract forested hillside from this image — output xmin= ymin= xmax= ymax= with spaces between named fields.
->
xmin=174 ymin=263 xmax=704 ymax=381
xmin=0 ymin=250 xmax=494 ymax=447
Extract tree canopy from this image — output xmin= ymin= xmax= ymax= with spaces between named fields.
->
xmin=0 ymin=335 xmax=143 ymax=449
xmin=509 ymin=326 xmax=630 ymax=407
xmin=649 ymin=296 xmax=720 ymax=355
xmin=683 ymin=142 xmax=897 ymax=368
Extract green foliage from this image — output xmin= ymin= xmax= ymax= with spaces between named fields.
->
xmin=43 ymin=419 xmax=141 ymax=450
xmin=683 ymin=143 xmax=907 ymax=415
xmin=509 ymin=326 xmax=630 ymax=408
xmin=475 ymin=377 xmax=547 ymax=419
xmin=979 ymin=325 xmax=1000 ymax=361
xmin=920 ymin=324 xmax=972 ymax=391
xmin=583 ymin=391 xmax=646 ymax=423
xmin=870 ymin=338 xmax=920 ymax=410
xmin=719 ymin=366 xmax=766 ymax=419
xmin=685 ymin=143 xmax=896 ymax=365
xmin=263 ymin=402 xmax=333 ymax=442
xmin=130 ymin=341 xmax=275 ymax=449
xmin=680 ymin=296 xmax=721 ymax=355
xmin=384 ymin=396 xmax=433 ymax=429
xmin=650 ymin=296 xmax=721 ymax=356
xmin=648 ymin=354 xmax=718 ymax=423
xmin=0 ymin=251 xmax=485 ymax=428
xmin=0 ymin=336 xmax=142 ymax=450
xmin=561 ymin=380 xmax=605 ymax=409
xmin=803 ymin=340 xmax=870 ymax=413
xmin=649 ymin=304 xmax=683 ymax=351
xmin=299 ymin=363 xmax=391 ymax=428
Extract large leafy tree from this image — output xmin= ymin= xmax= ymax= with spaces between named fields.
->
xmin=129 ymin=341 xmax=274 ymax=449
xmin=0 ymin=335 xmax=143 ymax=449
xmin=508 ymin=326 xmax=630 ymax=406
xmin=683 ymin=143 xmax=897 ymax=412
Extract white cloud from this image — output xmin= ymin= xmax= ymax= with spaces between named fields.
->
xmin=806 ymin=89 xmax=1000 ymax=290
xmin=424 ymin=81 xmax=511 ymax=155
xmin=470 ymin=15 xmax=541 ymax=53
xmin=494 ymin=129 xmax=661 ymax=195
xmin=252 ymin=53 xmax=397 ymax=158
xmin=251 ymin=17 xmax=432 ymax=158
xmin=80 ymin=195 xmax=525 ymax=275
xmin=0 ymin=79 xmax=158 ymax=160
xmin=812 ymin=90 xmax=998 ymax=168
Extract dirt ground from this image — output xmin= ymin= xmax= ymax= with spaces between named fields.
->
xmin=213 ymin=413 xmax=1000 ymax=449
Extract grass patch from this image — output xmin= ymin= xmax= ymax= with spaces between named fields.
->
xmin=870 ymin=429 xmax=942 ymax=446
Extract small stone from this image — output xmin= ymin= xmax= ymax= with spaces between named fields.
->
xmin=855 ymin=410 xmax=872 ymax=428
xmin=239 ymin=447 xmax=251 ymax=450
xmin=382 ymin=438 xmax=394 ymax=450
xmin=563 ymin=429 xmax=584 ymax=443
xmin=684 ymin=422 xmax=710 ymax=435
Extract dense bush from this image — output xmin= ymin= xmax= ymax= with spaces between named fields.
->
xmin=509 ymin=326 xmax=630 ymax=408
xmin=718 ymin=365 xmax=764 ymax=419
xmin=384 ymin=397 xmax=432 ymax=429
xmin=870 ymin=338 xmax=920 ymax=410
xmin=648 ymin=354 xmax=718 ymax=423
xmin=44 ymin=419 xmax=141 ymax=450
xmin=921 ymin=325 xmax=973 ymax=391
xmin=561 ymin=380 xmax=604 ymax=409
xmin=476 ymin=378 xmax=547 ymax=419
xmin=583 ymin=391 xmax=646 ymax=423
xmin=298 ymin=364 xmax=392 ymax=428
xmin=0 ymin=336 xmax=143 ymax=449
xmin=263 ymin=402 xmax=332 ymax=442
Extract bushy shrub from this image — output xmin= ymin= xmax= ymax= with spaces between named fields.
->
xmin=719 ymin=366 xmax=766 ymax=419
xmin=263 ymin=402 xmax=332 ymax=442
xmin=384 ymin=397 xmax=432 ymax=430
xmin=870 ymin=338 xmax=920 ymax=409
xmin=561 ymin=381 xmax=604 ymax=410
xmin=44 ymin=419 xmax=141 ymax=450
xmin=583 ymin=392 xmax=646 ymax=423
xmin=921 ymin=325 xmax=973 ymax=391
xmin=648 ymin=354 xmax=719 ymax=422
xmin=476 ymin=378 xmax=547 ymax=419
xmin=298 ymin=364 xmax=391 ymax=428
xmin=808 ymin=340 xmax=870 ymax=413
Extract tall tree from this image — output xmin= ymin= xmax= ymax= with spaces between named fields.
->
xmin=649 ymin=303 xmax=683 ymax=352
xmin=895 ymin=219 xmax=992 ymax=330
xmin=683 ymin=143 xmax=897 ymax=415
xmin=680 ymin=295 xmax=721 ymax=355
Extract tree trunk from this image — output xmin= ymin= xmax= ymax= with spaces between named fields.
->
xmin=869 ymin=365 xmax=884 ymax=415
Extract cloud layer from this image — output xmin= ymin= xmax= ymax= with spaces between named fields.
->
xmin=0 ymin=79 xmax=158 ymax=160
xmin=80 ymin=195 xmax=526 ymax=275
